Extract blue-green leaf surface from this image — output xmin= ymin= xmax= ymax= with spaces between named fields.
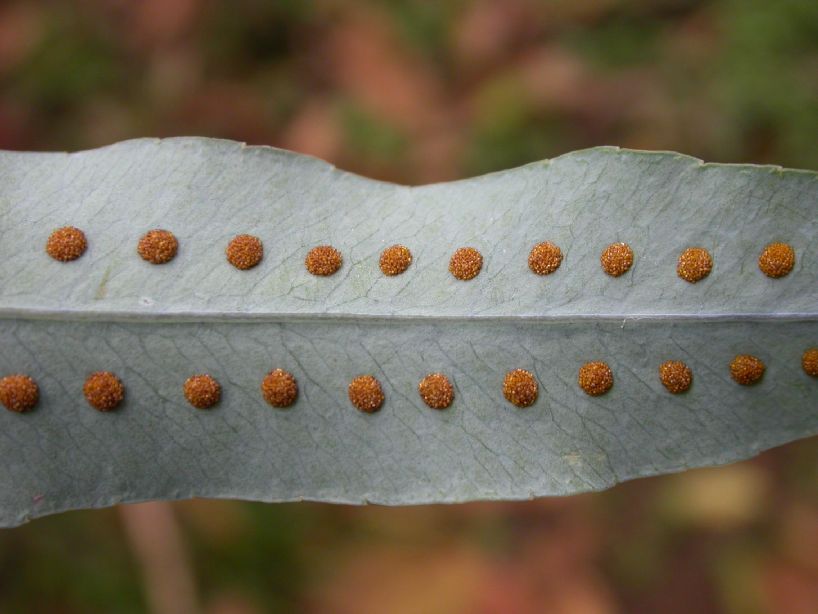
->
xmin=0 ymin=138 xmax=815 ymax=526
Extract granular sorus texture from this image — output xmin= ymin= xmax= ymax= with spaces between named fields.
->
xmin=348 ymin=375 xmax=384 ymax=413
xmin=758 ymin=242 xmax=795 ymax=278
xmin=578 ymin=361 xmax=614 ymax=396
xmin=138 ymin=229 xmax=178 ymax=264
xmin=677 ymin=247 xmax=712 ymax=283
xmin=502 ymin=369 xmax=538 ymax=407
xmin=379 ymin=244 xmax=412 ymax=276
xmin=658 ymin=360 xmax=693 ymax=394
xmin=261 ymin=369 xmax=298 ymax=408
xmin=83 ymin=371 xmax=125 ymax=411
xmin=449 ymin=247 xmax=483 ymax=280
xmin=305 ymin=245 xmax=342 ymax=276
xmin=418 ymin=373 xmax=454 ymax=409
xmin=600 ymin=243 xmax=633 ymax=277
xmin=46 ymin=226 xmax=87 ymax=262
xmin=528 ymin=242 xmax=563 ymax=275
xmin=730 ymin=355 xmax=765 ymax=385
xmin=183 ymin=374 xmax=221 ymax=409
xmin=226 ymin=234 xmax=263 ymax=270
xmin=0 ymin=374 xmax=39 ymax=412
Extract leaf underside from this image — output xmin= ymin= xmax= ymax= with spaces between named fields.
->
xmin=0 ymin=138 xmax=816 ymax=526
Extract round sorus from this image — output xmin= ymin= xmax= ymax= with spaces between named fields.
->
xmin=578 ymin=361 xmax=614 ymax=396
xmin=729 ymin=355 xmax=765 ymax=386
xmin=528 ymin=242 xmax=563 ymax=276
xmin=758 ymin=242 xmax=795 ymax=278
xmin=802 ymin=348 xmax=818 ymax=378
xmin=137 ymin=229 xmax=178 ymax=264
xmin=305 ymin=245 xmax=342 ymax=276
xmin=449 ymin=247 xmax=483 ymax=280
xmin=183 ymin=374 xmax=221 ymax=409
xmin=226 ymin=234 xmax=263 ymax=270
xmin=600 ymin=242 xmax=633 ymax=277
xmin=260 ymin=369 xmax=298 ymax=408
xmin=46 ymin=226 xmax=87 ymax=262
xmin=0 ymin=374 xmax=39 ymax=413
xmin=418 ymin=373 xmax=454 ymax=410
xmin=677 ymin=247 xmax=712 ymax=283
xmin=658 ymin=360 xmax=693 ymax=394
xmin=348 ymin=375 xmax=384 ymax=413
xmin=502 ymin=369 xmax=538 ymax=407
xmin=83 ymin=371 xmax=124 ymax=411
xmin=379 ymin=244 xmax=412 ymax=276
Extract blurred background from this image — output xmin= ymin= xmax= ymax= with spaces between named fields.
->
xmin=1 ymin=0 xmax=817 ymax=612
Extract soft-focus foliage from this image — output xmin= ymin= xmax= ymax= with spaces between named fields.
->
xmin=0 ymin=1 xmax=816 ymax=613
xmin=2 ymin=0 xmax=818 ymax=180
